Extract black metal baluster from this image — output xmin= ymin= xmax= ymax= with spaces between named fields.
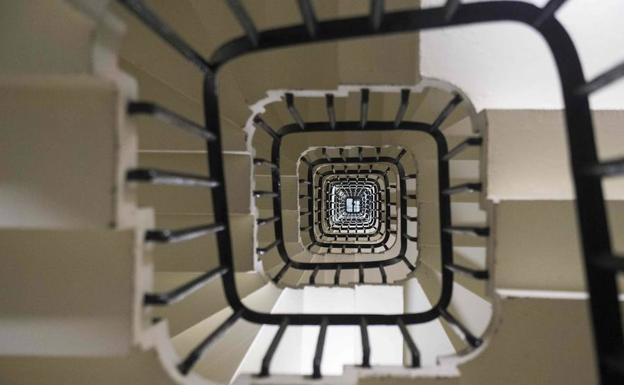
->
xmin=394 ymin=89 xmax=410 ymax=128
xmin=225 ymin=0 xmax=259 ymax=46
xmin=402 ymin=256 xmax=416 ymax=271
xmin=297 ymin=0 xmax=318 ymax=37
xmin=273 ymin=262 xmax=291 ymax=284
xmin=430 ymin=93 xmax=463 ymax=133
xmin=369 ymin=0 xmax=384 ymax=30
xmin=443 ymin=226 xmax=490 ymax=237
xmin=312 ymin=318 xmax=328 ymax=379
xmin=397 ymin=319 xmax=421 ymax=368
xmin=360 ymin=88 xmax=370 ymax=128
xmin=254 ymin=158 xmax=279 ymax=170
xmin=379 ymin=265 xmax=387 ymax=284
xmin=259 ymin=318 xmax=289 ymax=377
xmin=146 ymin=223 xmax=225 ymax=243
xmin=257 ymin=239 xmax=282 ymax=255
xmin=325 ymin=94 xmax=336 ymax=129
xmin=253 ymin=190 xmax=279 ymax=198
xmin=360 ymin=318 xmax=371 ymax=368
xmin=310 ymin=265 xmax=320 ymax=284
xmin=584 ymin=157 xmax=624 ymax=177
xmin=445 ymin=263 xmax=489 ymax=280
xmin=128 ymin=102 xmax=216 ymax=140
xmin=127 ymin=168 xmax=219 ymax=187
xmin=253 ymin=116 xmax=280 ymax=140
xmin=439 ymin=308 xmax=482 ymax=348
xmin=533 ymin=0 xmax=568 ymax=28
xmin=144 ymin=266 xmax=228 ymax=305
xmin=442 ymin=182 xmax=482 ymax=195
xmin=178 ymin=309 xmax=244 ymax=374
xmin=257 ymin=216 xmax=280 ymax=226
xmin=443 ymin=137 xmax=482 ymax=161
xmin=576 ymin=61 xmax=624 ymax=95
xmin=286 ymin=93 xmax=305 ymax=129
xmin=396 ymin=148 xmax=407 ymax=162
xmin=444 ymin=0 xmax=461 ymax=21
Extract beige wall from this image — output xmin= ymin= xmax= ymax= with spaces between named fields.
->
xmin=487 ymin=110 xmax=624 ymax=201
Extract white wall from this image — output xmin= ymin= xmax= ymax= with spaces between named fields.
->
xmin=236 ymin=285 xmax=405 ymax=378
xmin=421 ymin=0 xmax=624 ymax=110
xmin=236 ymin=281 xmax=464 ymax=379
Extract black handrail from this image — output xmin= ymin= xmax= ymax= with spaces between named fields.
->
xmin=120 ymin=0 xmax=622 ymax=381
xmin=294 ymin=154 xmax=414 ymax=267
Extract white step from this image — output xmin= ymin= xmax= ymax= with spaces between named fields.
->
xmin=452 ymin=292 xmax=600 ymax=385
xmin=0 ymin=228 xmax=137 ymax=356
xmin=494 ymin=200 xmax=624 ymax=292
xmin=3 ymin=1 xmax=96 ymax=74
xmin=0 ymin=76 xmax=135 ymax=229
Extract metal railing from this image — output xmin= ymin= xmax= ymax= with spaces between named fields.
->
xmin=252 ymin=113 xmax=428 ymax=284
xmin=117 ymin=0 xmax=624 ymax=381
xmin=302 ymin=149 xmax=401 ymax=253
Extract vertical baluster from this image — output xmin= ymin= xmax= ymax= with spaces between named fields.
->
xmin=259 ymin=318 xmax=289 ymax=377
xmin=312 ymin=318 xmax=329 ymax=378
xmin=360 ymin=318 xmax=371 ymax=367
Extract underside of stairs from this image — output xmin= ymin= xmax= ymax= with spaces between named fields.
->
xmin=1 ymin=1 xmax=624 ymax=385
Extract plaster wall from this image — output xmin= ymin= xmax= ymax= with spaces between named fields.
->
xmin=421 ymin=0 xmax=624 ymax=110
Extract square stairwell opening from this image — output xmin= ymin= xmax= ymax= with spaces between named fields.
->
xmin=345 ymin=197 xmax=361 ymax=213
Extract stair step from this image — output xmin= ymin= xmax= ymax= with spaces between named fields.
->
xmin=5 ymin=1 xmax=96 ymax=74
xmin=0 ymin=76 xmax=132 ymax=229
xmin=0 ymin=229 xmax=135 ymax=356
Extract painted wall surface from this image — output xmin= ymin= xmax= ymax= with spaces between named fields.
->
xmin=237 ymin=286 xmax=405 ymax=377
xmin=486 ymin=110 xmax=624 ymax=201
xmin=421 ymin=0 xmax=624 ymax=110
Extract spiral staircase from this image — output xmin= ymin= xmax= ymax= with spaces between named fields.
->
xmin=1 ymin=1 xmax=624 ymax=384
